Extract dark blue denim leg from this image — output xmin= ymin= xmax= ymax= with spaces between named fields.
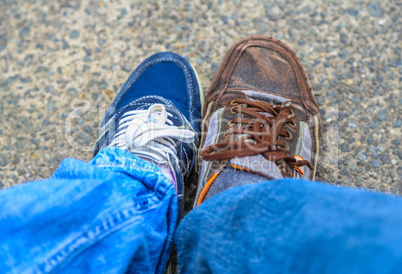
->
xmin=176 ymin=179 xmax=402 ymax=273
xmin=0 ymin=147 xmax=177 ymax=274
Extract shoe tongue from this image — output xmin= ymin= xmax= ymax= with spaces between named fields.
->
xmin=228 ymin=91 xmax=288 ymax=180
xmin=229 ymin=90 xmax=288 ymax=143
xmin=229 ymin=154 xmax=284 ymax=180
xmin=242 ymin=89 xmax=287 ymax=104
xmin=112 ymin=102 xmax=187 ymax=134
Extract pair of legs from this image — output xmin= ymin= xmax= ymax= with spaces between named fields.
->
xmin=1 ymin=36 xmax=401 ymax=273
xmin=2 ymin=147 xmax=402 ymax=273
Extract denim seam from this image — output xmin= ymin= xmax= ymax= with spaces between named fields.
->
xmin=153 ymin=191 xmax=177 ymax=274
xmin=92 ymin=153 xmax=161 ymax=170
xmin=92 ymin=157 xmax=172 ymax=196
xmin=92 ymin=163 xmax=160 ymax=169
xmin=34 ymin=189 xmax=174 ymax=273
xmin=93 ymin=165 xmax=165 ymax=187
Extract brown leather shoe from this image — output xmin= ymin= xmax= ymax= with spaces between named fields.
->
xmin=195 ymin=35 xmax=321 ymax=206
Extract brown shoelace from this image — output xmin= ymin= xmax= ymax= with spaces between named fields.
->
xmin=200 ymin=98 xmax=311 ymax=175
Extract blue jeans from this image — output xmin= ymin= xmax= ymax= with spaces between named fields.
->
xmin=1 ymin=148 xmax=402 ymax=273
xmin=0 ymin=147 xmax=177 ymax=273
xmin=176 ymin=180 xmax=402 ymax=273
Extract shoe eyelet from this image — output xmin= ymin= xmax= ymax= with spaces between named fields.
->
xmin=229 ymin=100 xmax=239 ymax=106
xmin=279 ymin=165 xmax=292 ymax=177
xmin=288 ymin=120 xmax=297 ymax=130
xmin=229 ymin=107 xmax=237 ymax=115
xmin=285 ymin=143 xmax=290 ymax=151
xmin=285 ymin=131 xmax=293 ymax=140
xmin=245 ymin=139 xmax=257 ymax=145
xmin=287 ymin=107 xmax=295 ymax=119
xmin=286 ymin=166 xmax=292 ymax=176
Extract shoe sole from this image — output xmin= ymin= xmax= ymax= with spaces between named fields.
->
xmin=188 ymin=61 xmax=205 ymax=176
xmin=189 ymin=62 xmax=205 ymax=113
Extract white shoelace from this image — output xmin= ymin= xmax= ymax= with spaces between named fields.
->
xmin=97 ymin=104 xmax=195 ymax=165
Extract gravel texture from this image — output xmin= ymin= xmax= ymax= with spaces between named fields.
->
xmin=0 ymin=0 xmax=401 ymax=194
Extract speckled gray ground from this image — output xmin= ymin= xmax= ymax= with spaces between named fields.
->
xmin=0 ymin=0 xmax=401 ymax=195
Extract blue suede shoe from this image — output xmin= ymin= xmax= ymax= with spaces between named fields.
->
xmin=94 ymin=52 xmax=203 ymax=217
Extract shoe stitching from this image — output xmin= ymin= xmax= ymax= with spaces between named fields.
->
xmin=313 ymin=115 xmax=320 ymax=180
xmin=195 ymin=108 xmax=224 ymax=205
xmin=104 ymin=56 xmax=197 ymax=128
xmin=206 ymin=36 xmax=319 ymax=115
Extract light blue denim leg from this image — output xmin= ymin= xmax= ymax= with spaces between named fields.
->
xmin=176 ymin=179 xmax=402 ymax=273
xmin=0 ymin=147 xmax=177 ymax=274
